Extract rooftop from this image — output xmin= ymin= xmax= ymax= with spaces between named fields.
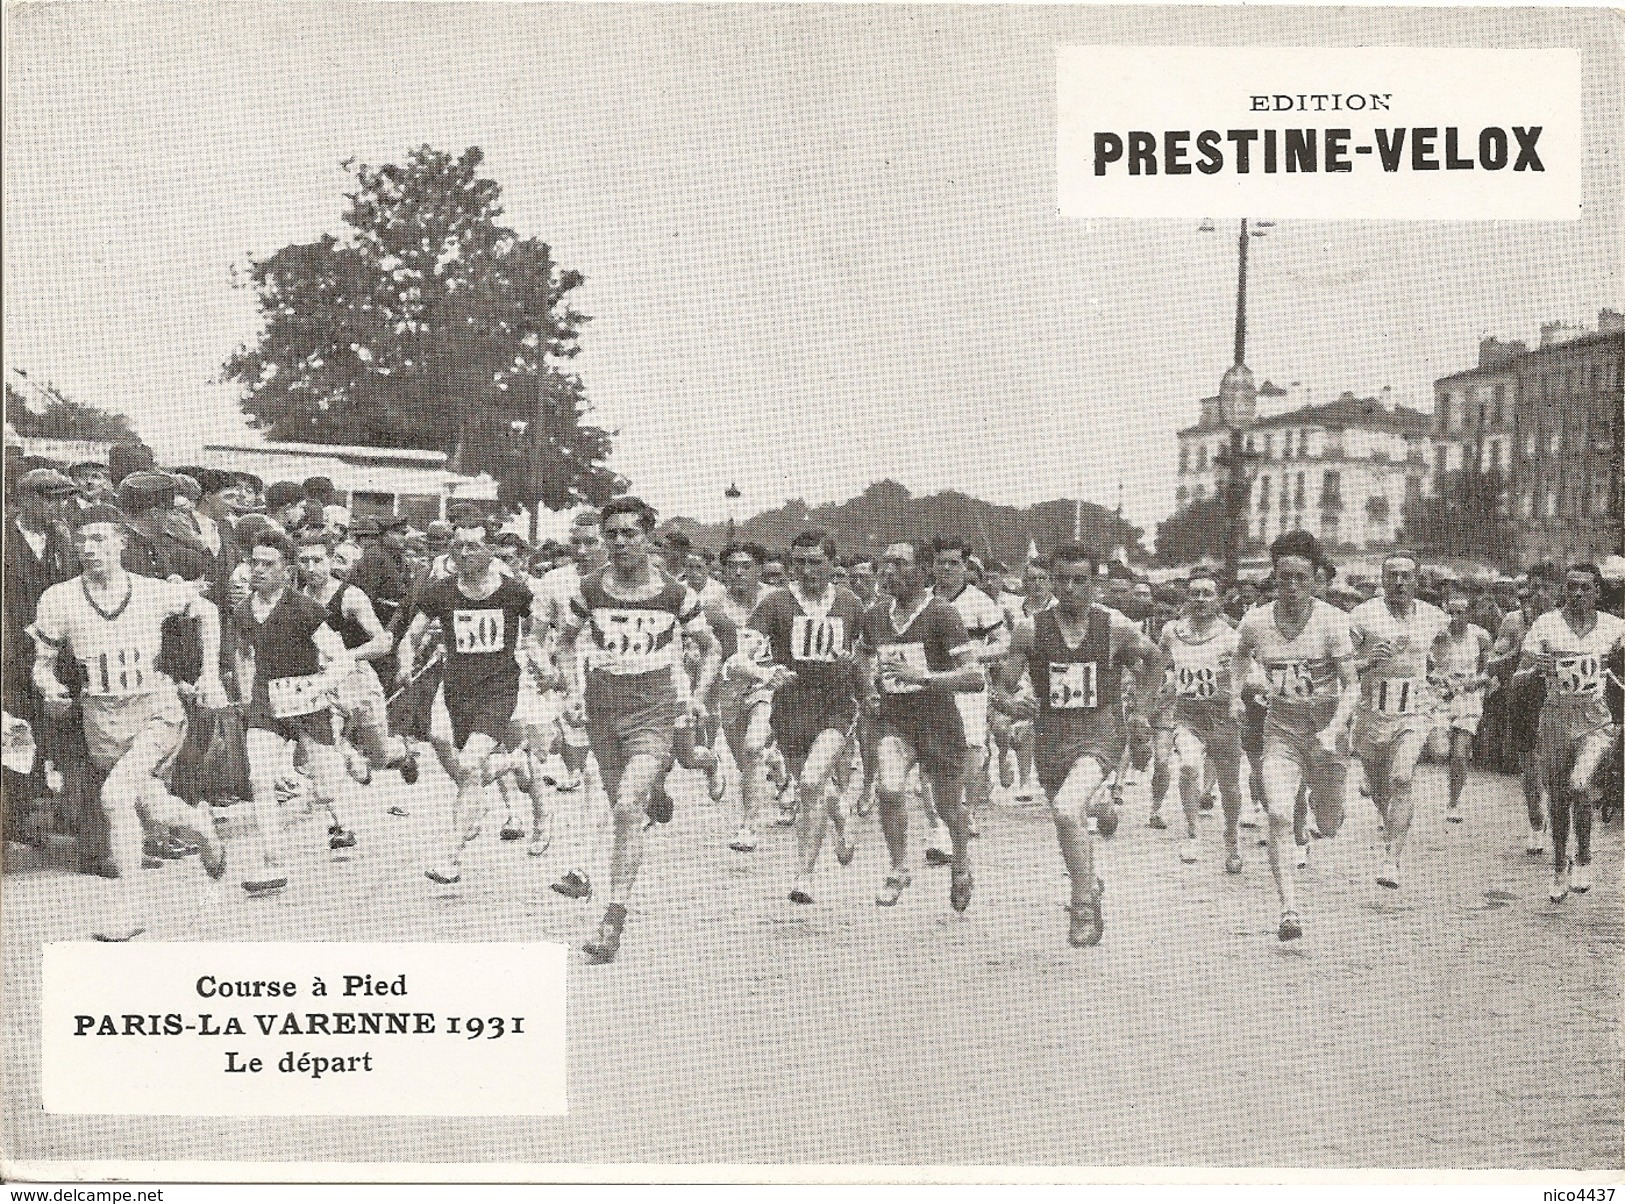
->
xmin=1179 ymin=392 xmax=1433 ymax=437
xmin=203 ymin=438 xmax=449 ymax=467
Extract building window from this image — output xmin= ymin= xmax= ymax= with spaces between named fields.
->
xmin=1195 ymin=445 xmax=1207 ymax=471
xmin=1179 ymin=446 xmax=1189 ymax=473
xmin=1525 ymin=429 xmax=1538 ymax=458
xmin=1321 ymin=470 xmax=1341 ymax=509
xmin=1520 ymin=491 xmax=1534 ymax=518
xmin=1245 ymin=434 xmax=1255 ymax=453
xmin=1487 ymin=439 xmax=1503 ymax=471
xmin=1264 ymin=434 xmax=1274 ymax=459
xmin=1546 ymin=490 xmax=1558 ymax=517
xmin=1298 ymin=430 xmax=1310 ymax=458
xmin=1294 ymin=472 xmax=1306 ymax=508
xmin=1492 ymin=384 xmax=1506 ymax=425
xmin=1281 ymin=431 xmax=1293 ymax=461
xmin=1549 ymin=429 xmax=1561 ymax=455
xmin=1194 ymin=484 xmax=1205 ymax=501
xmin=1258 ymin=475 xmax=1272 ymax=510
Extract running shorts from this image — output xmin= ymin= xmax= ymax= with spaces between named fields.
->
xmin=81 ymin=690 xmax=187 ymax=778
xmin=770 ymin=685 xmax=858 ymax=772
xmin=1033 ymin=708 xmax=1124 ymax=800
xmin=585 ymin=670 xmax=681 ymax=788
xmin=954 ymin=688 xmax=990 ymax=749
xmin=873 ymin=693 xmax=966 ymax=784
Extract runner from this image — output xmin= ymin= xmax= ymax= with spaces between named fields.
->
xmin=30 ymin=504 xmax=229 ymax=939
xmin=1153 ymin=571 xmax=1245 ymax=871
xmin=1229 ymin=532 xmax=1359 ymax=941
xmin=856 ymin=540 xmax=983 ymax=912
xmin=990 ymin=557 xmax=1055 ymax=802
xmin=396 ymin=514 xmax=544 ymax=885
xmin=295 ymin=535 xmax=420 ymax=789
xmin=1432 ymin=585 xmax=1493 ymax=823
xmin=1490 ymin=571 xmax=1558 ymax=854
xmin=1516 ymin=562 xmax=1624 ymax=902
xmin=556 ymin=497 xmax=720 ymax=963
xmin=232 ymin=529 xmax=358 ymax=895
xmin=533 ymin=511 xmax=608 ymax=811
xmin=1347 ymin=553 xmax=1451 ymax=890
xmin=996 ymin=543 xmax=1165 ymax=947
xmin=709 ymin=542 xmax=775 ymax=852
xmin=928 ymin=538 xmax=1009 ymax=852
xmin=740 ymin=530 xmax=868 ymax=901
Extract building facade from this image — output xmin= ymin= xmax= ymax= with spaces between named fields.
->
xmin=1175 ymin=390 xmax=1440 ymax=556
xmin=1434 ymin=309 xmax=1623 ymax=564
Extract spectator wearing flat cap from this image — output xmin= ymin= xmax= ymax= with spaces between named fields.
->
xmin=107 ymin=442 xmax=155 ymax=488
xmin=117 ymin=471 xmax=212 ymax=586
xmin=3 ymin=468 xmax=90 ymax=862
xmin=350 ymin=513 xmax=412 ymax=629
xmin=264 ymin=480 xmax=306 ymax=531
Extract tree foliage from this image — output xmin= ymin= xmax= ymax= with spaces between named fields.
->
xmin=1400 ymin=467 xmax=1517 ymax=566
xmin=680 ymin=480 xmax=1145 ymax=565
xmin=223 ymin=145 xmax=624 ymax=511
xmin=6 ymin=381 xmax=141 ymax=443
xmin=1154 ymin=494 xmax=1233 ymax=566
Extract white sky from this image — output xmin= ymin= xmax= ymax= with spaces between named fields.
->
xmin=5 ymin=3 xmax=1620 ymax=535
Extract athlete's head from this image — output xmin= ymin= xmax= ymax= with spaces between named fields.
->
xmin=332 ymin=539 xmax=362 ymax=581
xmin=1051 ymin=544 xmax=1100 ymax=616
xmin=1186 ymin=570 xmax=1221 ymax=621
xmin=567 ymin=510 xmax=606 ymax=569
xmin=848 ymin=557 xmax=878 ymax=600
xmin=601 ymin=496 xmax=657 ymax=568
xmin=1022 ymin=557 xmax=1053 ymax=604
xmin=70 ymin=504 xmax=126 ymax=575
xmin=1269 ymin=531 xmax=1324 ymax=607
xmin=449 ymin=515 xmax=495 ymax=579
xmin=930 ymin=537 xmax=973 ymax=597
xmin=761 ymin=556 xmax=787 ymax=588
xmin=878 ymin=541 xmax=928 ymax=598
xmin=295 ymin=533 xmax=335 ymax=588
xmin=493 ymin=531 xmax=529 ymax=573
xmin=1565 ymin=562 xmax=1603 ymax=614
xmin=247 ymin=531 xmax=299 ymax=595
xmin=1444 ymin=583 xmax=1472 ymax=624
xmin=720 ymin=541 xmax=765 ymax=592
xmin=1381 ymin=551 xmax=1420 ymax=605
xmin=789 ymin=530 xmax=838 ymax=591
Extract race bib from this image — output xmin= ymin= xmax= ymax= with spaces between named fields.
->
xmin=80 ymin=647 xmax=152 ymax=697
xmin=590 ymin=608 xmax=675 ymax=665
xmin=1553 ymin=654 xmax=1602 ymax=698
xmin=1374 ymin=677 xmax=1425 ymax=716
xmin=267 ymin=673 xmax=327 ymax=719
xmin=1267 ymin=661 xmax=1314 ymax=701
xmin=452 ymin=608 xmax=507 ymax=655
xmin=878 ymin=643 xmax=928 ymax=694
xmin=1174 ymin=665 xmax=1220 ymax=700
xmin=1048 ymin=662 xmax=1098 ymax=710
xmin=791 ymin=615 xmax=847 ymax=663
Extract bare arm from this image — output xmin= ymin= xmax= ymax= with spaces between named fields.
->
xmin=342 ymin=588 xmax=394 ymax=664
xmin=396 ymin=611 xmax=431 ymax=685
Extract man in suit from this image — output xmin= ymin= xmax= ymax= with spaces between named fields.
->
xmin=3 ymin=468 xmax=99 ymax=868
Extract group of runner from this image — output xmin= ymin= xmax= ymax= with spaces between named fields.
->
xmin=11 ymin=466 xmax=1622 ymax=956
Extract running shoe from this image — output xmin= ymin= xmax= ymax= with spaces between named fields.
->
xmin=1224 ymin=850 xmax=1243 ymax=875
xmin=396 ymin=746 xmax=420 ymax=786
xmin=1570 ymin=860 xmax=1593 ymax=894
xmin=550 ymin=870 xmax=592 ymax=900
xmin=646 ymin=787 xmax=674 ymax=825
xmin=1066 ymin=878 xmax=1105 ymax=948
xmin=1526 ymin=826 xmax=1546 ymax=856
xmin=243 ymin=875 xmax=288 ymax=896
xmin=343 ymin=745 xmax=372 ymax=786
xmin=728 ymin=827 xmax=757 ymax=854
xmin=949 ymin=866 xmax=972 ymax=913
xmin=388 ymin=805 xmax=410 ymax=818
xmin=1445 ymin=805 xmax=1463 ymax=825
xmin=925 ymin=847 xmax=953 ymax=867
xmin=557 ymin=767 xmax=583 ymax=793
xmin=424 ymin=865 xmax=461 ymax=885
xmin=582 ymin=905 xmax=626 ymax=964
xmin=1376 ymin=859 xmax=1400 ymax=890
xmin=328 ymin=827 xmax=357 ymax=852
xmin=835 ymin=832 xmax=857 ymax=866
xmin=1294 ymin=842 xmax=1309 ymax=870
xmin=1148 ymin=811 xmax=1168 ymax=831
xmin=1096 ymin=808 xmax=1119 ymax=839
xmin=1180 ymin=836 xmax=1200 ymax=865
xmin=1550 ymin=864 xmax=1570 ymax=903
xmin=500 ymin=818 xmax=525 ymax=842
xmin=789 ymin=886 xmax=815 ymax=905
xmin=876 ymin=873 xmax=911 ymax=907
xmin=1277 ymin=910 xmax=1302 ymax=941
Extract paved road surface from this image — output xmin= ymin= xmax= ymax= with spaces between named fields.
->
xmin=4 ymin=754 xmax=1620 ymax=1171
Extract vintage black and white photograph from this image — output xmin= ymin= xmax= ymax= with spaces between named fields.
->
xmin=3 ymin=1 xmax=1621 ymax=1183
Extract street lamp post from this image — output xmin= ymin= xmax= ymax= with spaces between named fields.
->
xmin=725 ymin=483 xmax=741 ymax=543
xmin=1209 ymin=217 xmax=1265 ymax=588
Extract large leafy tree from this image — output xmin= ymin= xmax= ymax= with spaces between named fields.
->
xmin=1154 ymin=494 xmax=1233 ymax=566
xmin=1400 ymin=467 xmax=1516 ymax=566
xmin=6 ymin=380 xmax=142 ymax=442
xmin=223 ymin=145 xmax=624 ymax=513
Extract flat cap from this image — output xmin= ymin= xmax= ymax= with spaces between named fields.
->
xmin=17 ymin=468 xmax=80 ymax=496
xmin=265 ymin=481 xmax=304 ymax=508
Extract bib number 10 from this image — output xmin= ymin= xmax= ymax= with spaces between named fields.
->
xmin=791 ymin=615 xmax=846 ymax=663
